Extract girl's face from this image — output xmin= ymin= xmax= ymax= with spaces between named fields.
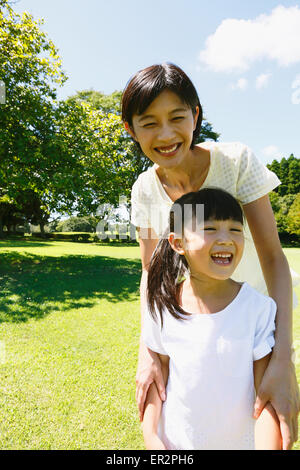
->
xmin=169 ymin=218 xmax=245 ymax=281
xmin=125 ymin=89 xmax=199 ymax=168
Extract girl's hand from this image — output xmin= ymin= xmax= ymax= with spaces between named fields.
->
xmin=136 ymin=348 xmax=166 ymax=422
xmin=253 ymin=354 xmax=300 ymax=450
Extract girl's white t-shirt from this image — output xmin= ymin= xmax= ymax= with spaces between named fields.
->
xmin=142 ymin=282 xmax=277 ymax=450
xmin=131 ymin=142 xmax=282 ymax=295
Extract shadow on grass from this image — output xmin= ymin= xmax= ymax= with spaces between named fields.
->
xmin=0 ymin=251 xmax=141 ymax=323
xmin=0 ymin=239 xmax=52 ymax=248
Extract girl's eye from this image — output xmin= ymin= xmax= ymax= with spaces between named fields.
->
xmin=230 ymin=228 xmax=243 ymax=232
xmin=143 ymin=123 xmax=156 ymax=128
xmin=172 ymin=116 xmax=184 ymax=121
xmin=204 ymin=227 xmax=216 ymax=231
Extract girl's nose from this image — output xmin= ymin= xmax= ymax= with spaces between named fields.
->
xmin=216 ymin=232 xmax=234 ymax=245
xmin=217 ymin=239 xmax=233 ymax=245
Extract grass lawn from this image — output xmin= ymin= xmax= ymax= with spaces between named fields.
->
xmin=0 ymin=239 xmax=299 ymax=450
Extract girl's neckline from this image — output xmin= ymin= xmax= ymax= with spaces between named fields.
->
xmin=152 ymin=143 xmax=215 ymax=204
xmin=175 ymin=281 xmax=248 ymax=319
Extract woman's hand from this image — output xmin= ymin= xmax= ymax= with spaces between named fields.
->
xmin=136 ymin=345 xmax=166 ymax=422
xmin=143 ymin=432 xmax=167 ymax=450
xmin=253 ymin=354 xmax=300 ymax=450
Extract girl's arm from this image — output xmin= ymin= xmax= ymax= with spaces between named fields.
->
xmin=243 ymin=195 xmax=300 ymax=450
xmin=254 ymin=354 xmax=282 ymax=449
xmin=135 ymin=229 xmax=166 ymax=422
xmin=142 ymin=354 xmax=170 ymax=450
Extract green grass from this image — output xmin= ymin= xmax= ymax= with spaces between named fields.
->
xmin=0 ymin=240 xmax=142 ymax=449
xmin=0 ymin=239 xmax=299 ymax=449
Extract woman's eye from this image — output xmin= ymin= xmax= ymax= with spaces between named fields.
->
xmin=172 ymin=116 xmax=184 ymax=121
xmin=230 ymin=228 xmax=243 ymax=232
xmin=143 ymin=123 xmax=156 ymax=128
xmin=204 ymin=227 xmax=216 ymax=231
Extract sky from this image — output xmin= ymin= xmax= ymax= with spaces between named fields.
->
xmin=13 ymin=0 xmax=300 ymax=165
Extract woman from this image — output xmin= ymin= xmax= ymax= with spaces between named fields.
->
xmin=121 ymin=62 xmax=299 ymax=450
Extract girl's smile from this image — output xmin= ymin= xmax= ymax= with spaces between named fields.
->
xmin=210 ymin=251 xmax=234 ymax=266
xmin=170 ymin=218 xmax=245 ymax=282
xmin=188 ymin=220 xmax=244 ymax=281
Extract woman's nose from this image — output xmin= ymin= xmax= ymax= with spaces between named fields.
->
xmin=157 ymin=123 xmax=175 ymax=141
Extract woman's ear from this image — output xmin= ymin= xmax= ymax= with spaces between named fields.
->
xmin=124 ymin=122 xmax=137 ymax=141
xmin=193 ymin=106 xmax=200 ymax=131
xmin=168 ymin=233 xmax=185 ymax=255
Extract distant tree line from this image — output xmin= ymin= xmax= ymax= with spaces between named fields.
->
xmin=267 ymin=155 xmax=300 ymax=244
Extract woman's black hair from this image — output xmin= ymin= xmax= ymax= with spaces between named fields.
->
xmin=147 ymin=188 xmax=244 ymax=326
xmin=121 ymin=63 xmax=203 ymax=152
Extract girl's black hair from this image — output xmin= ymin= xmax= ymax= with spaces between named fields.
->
xmin=147 ymin=188 xmax=244 ymax=325
xmin=121 ymin=63 xmax=203 ymax=152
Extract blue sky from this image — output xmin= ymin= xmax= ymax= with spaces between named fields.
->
xmin=14 ymin=0 xmax=300 ymax=165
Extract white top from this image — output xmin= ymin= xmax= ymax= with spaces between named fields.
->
xmin=142 ymin=282 xmax=277 ymax=450
xmin=130 ymin=141 xmax=300 ymax=297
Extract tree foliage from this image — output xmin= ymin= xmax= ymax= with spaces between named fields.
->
xmin=56 ymin=215 xmax=98 ymax=233
xmin=0 ymin=0 xmax=67 ymax=235
xmin=0 ymin=0 xmax=226 ymax=238
xmin=267 ymin=155 xmax=300 ymax=196
xmin=286 ymin=194 xmax=300 ymax=236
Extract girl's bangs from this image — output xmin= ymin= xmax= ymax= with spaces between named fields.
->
xmin=201 ymin=198 xmax=244 ymax=225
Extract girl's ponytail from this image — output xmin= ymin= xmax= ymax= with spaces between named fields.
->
xmin=147 ymin=233 xmax=190 ymax=326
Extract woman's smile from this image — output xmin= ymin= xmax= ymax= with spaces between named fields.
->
xmin=155 ymin=143 xmax=182 ymax=156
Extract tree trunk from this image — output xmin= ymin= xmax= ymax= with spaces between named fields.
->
xmin=0 ymin=215 xmax=4 ymax=238
xmin=39 ymin=221 xmax=46 ymax=238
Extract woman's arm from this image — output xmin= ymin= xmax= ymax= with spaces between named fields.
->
xmin=142 ymin=354 xmax=170 ymax=450
xmin=243 ymin=195 xmax=300 ymax=449
xmin=254 ymin=354 xmax=282 ymax=449
xmin=135 ymin=228 xmax=166 ymax=422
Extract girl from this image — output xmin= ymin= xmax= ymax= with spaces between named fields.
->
xmin=122 ymin=63 xmax=299 ymax=449
xmin=141 ymin=188 xmax=282 ymax=450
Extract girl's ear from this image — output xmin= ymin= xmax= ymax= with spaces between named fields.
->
xmin=124 ymin=122 xmax=137 ymax=141
xmin=168 ymin=233 xmax=185 ymax=255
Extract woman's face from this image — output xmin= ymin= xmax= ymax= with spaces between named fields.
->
xmin=126 ymin=89 xmax=199 ymax=168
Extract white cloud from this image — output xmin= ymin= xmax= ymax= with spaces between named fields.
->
xmin=231 ymin=78 xmax=248 ymax=90
xmin=255 ymin=73 xmax=271 ymax=89
xmin=199 ymin=5 xmax=300 ymax=72
xmin=262 ymin=145 xmax=281 ymax=159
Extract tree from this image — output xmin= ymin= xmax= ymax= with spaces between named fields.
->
xmin=56 ymin=216 xmax=98 ymax=233
xmin=286 ymin=194 xmax=300 ymax=236
xmin=0 ymin=0 xmax=67 ymax=236
xmin=68 ymin=89 xmax=122 ymax=115
xmin=269 ymin=192 xmax=297 ymax=234
xmin=0 ymin=1 xmax=222 ymax=236
xmin=267 ymin=155 xmax=300 ymax=196
xmin=287 ymin=155 xmax=300 ymax=194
